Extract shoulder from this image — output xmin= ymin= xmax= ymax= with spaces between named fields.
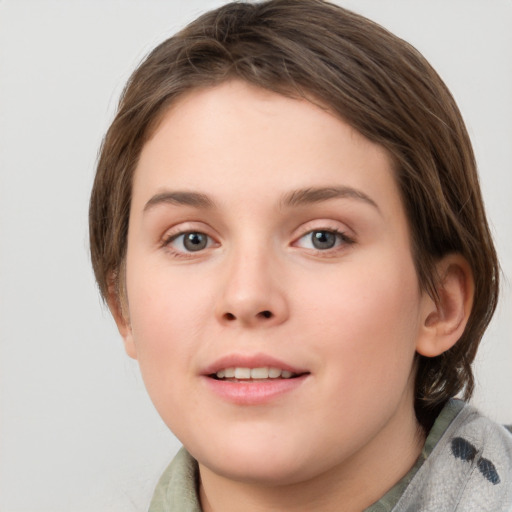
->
xmin=449 ymin=403 xmax=512 ymax=485
xmin=394 ymin=400 xmax=512 ymax=512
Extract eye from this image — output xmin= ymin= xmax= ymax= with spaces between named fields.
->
xmin=167 ymin=231 xmax=213 ymax=253
xmin=295 ymin=229 xmax=352 ymax=251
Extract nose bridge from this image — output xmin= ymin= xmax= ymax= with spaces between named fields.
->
xmin=217 ymin=236 xmax=288 ymax=326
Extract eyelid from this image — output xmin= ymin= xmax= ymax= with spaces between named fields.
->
xmin=160 ymin=221 xmax=216 ymax=244
xmin=164 ymin=230 xmax=214 ymax=245
xmin=292 ymin=219 xmax=353 ymax=240
xmin=291 ymin=221 xmax=355 ymax=253
xmin=160 ymin=222 xmax=220 ymax=258
xmin=294 ymin=229 xmax=353 ymax=248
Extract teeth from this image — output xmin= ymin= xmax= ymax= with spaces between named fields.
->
xmin=224 ymin=368 xmax=235 ymax=378
xmin=234 ymin=367 xmax=251 ymax=379
xmin=268 ymin=367 xmax=281 ymax=378
xmin=215 ymin=366 xmax=297 ymax=380
xmin=251 ymin=367 xmax=269 ymax=379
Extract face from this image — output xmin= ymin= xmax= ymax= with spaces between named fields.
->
xmin=120 ymin=80 xmax=431 ymax=486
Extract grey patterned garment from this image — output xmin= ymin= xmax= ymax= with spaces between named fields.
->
xmin=149 ymin=400 xmax=512 ymax=511
xmin=369 ymin=400 xmax=512 ymax=512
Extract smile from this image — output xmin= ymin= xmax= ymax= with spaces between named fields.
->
xmin=214 ymin=367 xmax=297 ymax=380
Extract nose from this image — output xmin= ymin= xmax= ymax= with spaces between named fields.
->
xmin=215 ymin=247 xmax=289 ymax=328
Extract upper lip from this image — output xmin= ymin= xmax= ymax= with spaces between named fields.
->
xmin=201 ymin=353 xmax=308 ymax=376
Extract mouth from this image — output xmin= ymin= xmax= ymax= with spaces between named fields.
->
xmin=210 ymin=366 xmax=305 ymax=381
xmin=202 ymin=354 xmax=310 ymax=403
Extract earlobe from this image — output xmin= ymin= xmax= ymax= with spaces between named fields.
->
xmin=416 ymin=254 xmax=474 ymax=358
xmin=106 ymin=275 xmax=138 ymax=360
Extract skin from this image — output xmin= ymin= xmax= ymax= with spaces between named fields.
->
xmin=112 ymin=80 xmax=472 ymax=511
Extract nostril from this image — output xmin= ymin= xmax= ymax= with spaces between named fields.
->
xmin=222 ymin=310 xmax=273 ymax=322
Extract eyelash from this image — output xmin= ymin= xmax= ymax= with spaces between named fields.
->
xmin=293 ymin=228 xmax=355 ymax=255
xmin=161 ymin=227 xmax=355 ymax=259
xmin=162 ymin=230 xmax=217 ymax=259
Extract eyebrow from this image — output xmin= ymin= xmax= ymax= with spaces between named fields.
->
xmin=281 ymin=186 xmax=380 ymax=211
xmin=143 ymin=186 xmax=379 ymax=214
xmin=143 ymin=191 xmax=215 ymax=212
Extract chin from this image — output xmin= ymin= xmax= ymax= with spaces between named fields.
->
xmin=193 ymin=436 xmax=319 ymax=486
xmin=209 ymin=458 xmax=311 ymax=486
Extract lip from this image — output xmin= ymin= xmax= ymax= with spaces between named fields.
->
xmin=201 ymin=353 xmax=310 ymax=405
xmin=203 ymin=375 xmax=308 ymax=405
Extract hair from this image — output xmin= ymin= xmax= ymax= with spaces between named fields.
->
xmin=89 ymin=0 xmax=499 ymax=429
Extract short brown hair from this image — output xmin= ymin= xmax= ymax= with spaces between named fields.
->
xmin=89 ymin=0 xmax=499 ymax=427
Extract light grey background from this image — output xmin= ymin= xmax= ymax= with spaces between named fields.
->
xmin=0 ymin=1 xmax=510 ymax=510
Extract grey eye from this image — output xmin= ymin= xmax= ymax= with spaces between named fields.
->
xmin=182 ymin=232 xmax=209 ymax=251
xmin=310 ymin=230 xmax=337 ymax=250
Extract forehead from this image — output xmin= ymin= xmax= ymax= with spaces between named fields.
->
xmin=139 ymin=80 xmax=392 ymax=175
xmin=132 ymin=80 xmax=403 ymax=222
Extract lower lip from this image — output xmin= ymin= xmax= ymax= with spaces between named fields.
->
xmin=202 ymin=375 xmax=308 ymax=405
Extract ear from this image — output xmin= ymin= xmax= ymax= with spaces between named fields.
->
xmin=416 ymin=254 xmax=474 ymax=358
xmin=106 ymin=275 xmax=138 ymax=360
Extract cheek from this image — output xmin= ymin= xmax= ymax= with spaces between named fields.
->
xmin=128 ymin=253 xmax=208 ymax=327
xmin=125 ymin=282 xmax=204 ymax=423
xmin=302 ymin=256 xmax=422 ymax=384
xmin=124 ymin=265 xmax=203 ymax=379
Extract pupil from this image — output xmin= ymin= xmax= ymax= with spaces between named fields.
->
xmin=184 ymin=232 xmax=207 ymax=251
xmin=312 ymin=231 xmax=336 ymax=249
